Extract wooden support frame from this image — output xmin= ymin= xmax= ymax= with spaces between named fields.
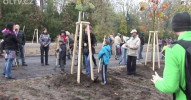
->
xmin=98 ymin=35 xmax=106 ymax=73
xmin=32 ymin=29 xmax=39 ymax=43
xmin=145 ymin=31 xmax=160 ymax=71
xmin=71 ymin=21 xmax=94 ymax=83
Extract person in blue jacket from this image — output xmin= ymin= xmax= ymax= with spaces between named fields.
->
xmin=98 ymin=38 xmax=111 ymax=85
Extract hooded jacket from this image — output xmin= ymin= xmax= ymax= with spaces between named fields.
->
xmin=154 ymin=31 xmax=191 ymax=100
xmin=2 ymin=29 xmax=19 ymax=50
xmin=98 ymin=45 xmax=111 ymax=65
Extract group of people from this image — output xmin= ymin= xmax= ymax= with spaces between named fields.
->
xmin=0 ymin=23 xmax=27 ymax=79
xmin=1 ymin=11 xmax=191 ymax=100
xmin=107 ymin=29 xmax=144 ymax=76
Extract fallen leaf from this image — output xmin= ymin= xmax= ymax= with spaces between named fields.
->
xmin=0 ymin=93 xmax=4 ymax=96
xmin=114 ymin=92 xmax=119 ymax=96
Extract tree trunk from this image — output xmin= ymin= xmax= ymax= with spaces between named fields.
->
xmin=40 ymin=0 xmax=44 ymax=11
xmin=0 ymin=0 xmax=2 ymax=19
xmin=0 ymin=7 xmax=2 ymax=19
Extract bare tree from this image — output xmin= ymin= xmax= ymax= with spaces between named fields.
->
xmin=40 ymin=0 xmax=44 ymax=11
xmin=0 ymin=1 xmax=2 ymax=19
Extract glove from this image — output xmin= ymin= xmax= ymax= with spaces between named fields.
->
xmin=151 ymin=71 xmax=162 ymax=84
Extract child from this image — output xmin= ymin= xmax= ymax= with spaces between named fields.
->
xmin=98 ymin=38 xmax=111 ymax=85
xmin=57 ymin=38 xmax=66 ymax=72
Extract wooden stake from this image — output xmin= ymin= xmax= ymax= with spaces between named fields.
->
xmin=87 ymin=25 xmax=94 ymax=81
xmin=55 ymin=36 xmax=60 ymax=69
xmin=71 ymin=24 xmax=79 ymax=74
xmin=153 ymin=32 xmax=156 ymax=71
xmin=23 ymin=25 xmax=25 ymax=31
xmin=98 ymin=35 xmax=106 ymax=73
xmin=145 ymin=32 xmax=151 ymax=65
xmin=36 ymin=29 xmax=39 ymax=43
xmin=156 ymin=32 xmax=160 ymax=69
xmin=77 ymin=23 xmax=83 ymax=83
xmin=32 ymin=29 xmax=36 ymax=43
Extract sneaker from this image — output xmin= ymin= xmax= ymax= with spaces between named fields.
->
xmin=101 ymin=82 xmax=106 ymax=85
xmin=45 ymin=64 xmax=49 ymax=66
xmin=22 ymin=63 xmax=28 ymax=66
xmin=41 ymin=63 xmax=44 ymax=66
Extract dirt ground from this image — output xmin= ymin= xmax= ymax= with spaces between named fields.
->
xmin=0 ymin=62 xmax=172 ymax=100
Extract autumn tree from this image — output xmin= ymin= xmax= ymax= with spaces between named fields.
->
xmin=120 ymin=19 xmax=127 ymax=35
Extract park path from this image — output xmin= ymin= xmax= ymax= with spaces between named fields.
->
xmin=0 ymin=44 xmax=161 ymax=82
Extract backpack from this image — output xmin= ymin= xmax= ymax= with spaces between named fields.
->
xmin=175 ymin=40 xmax=191 ymax=100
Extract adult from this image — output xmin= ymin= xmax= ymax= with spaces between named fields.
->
xmin=2 ymin=22 xmax=18 ymax=79
xmin=126 ymin=29 xmax=140 ymax=75
xmin=66 ymin=31 xmax=74 ymax=60
xmin=119 ymin=36 xmax=130 ymax=65
xmin=114 ymin=33 xmax=122 ymax=60
xmin=109 ymin=34 xmax=114 ymax=55
xmin=158 ymin=38 xmax=162 ymax=52
xmin=83 ymin=26 xmax=97 ymax=75
xmin=138 ymin=32 xmax=145 ymax=59
xmin=39 ymin=28 xmax=51 ymax=66
xmin=151 ymin=12 xmax=191 ymax=100
xmin=15 ymin=25 xmax=27 ymax=66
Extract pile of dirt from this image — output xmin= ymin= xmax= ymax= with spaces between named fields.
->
xmin=0 ymin=64 xmax=172 ymax=100
xmin=48 ymin=65 xmax=171 ymax=100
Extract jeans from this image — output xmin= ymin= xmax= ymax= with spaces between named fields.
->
xmin=83 ymin=55 xmax=88 ymax=69
xmin=101 ymin=64 xmax=108 ymax=84
xmin=3 ymin=50 xmax=15 ymax=78
xmin=59 ymin=59 xmax=65 ymax=71
xmin=115 ymin=44 xmax=120 ymax=57
xmin=86 ymin=54 xmax=90 ymax=75
xmin=17 ymin=45 xmax=26 ymax=64
xmin=138 ymin=45 xmax=143 ymax=59
xmin=40 ymin=45 xmax=49 ymax=64
xmin=119 ymin=48 xmax=127 ymax=64
xmin=127 ymin=56 xmax=137 ymax=75
xmin=110 ymin=44 xmax=113 ymax=55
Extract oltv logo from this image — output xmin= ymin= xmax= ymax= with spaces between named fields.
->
xmin=3 ymin=0 xmax=33 ymax=5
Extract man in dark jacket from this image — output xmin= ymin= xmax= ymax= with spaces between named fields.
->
xmin=15 ymin=25 xmax=27 ymax=66
xmin=83 ymin=26 xmax=97 ymax=70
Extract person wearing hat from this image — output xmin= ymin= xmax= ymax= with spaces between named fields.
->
xmin=151 ymin=12 xmax=191 ymax=100
xmin=56 ymin=38 xmax=66 ymax=72
xmin=114 ymin=33 xmax=122 ymax=60
xmin=126 ymin=29 xmax=140 ymax=75
xmin=138 ymin=32 xmax=145 ymax=60
xmin=98 ymin=38 xmax=111 ymax=85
